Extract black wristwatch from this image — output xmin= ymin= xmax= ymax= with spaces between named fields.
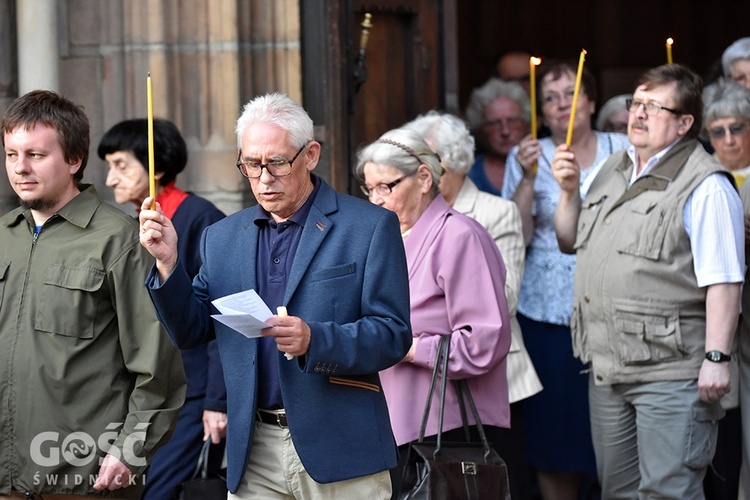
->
xmin=705 ymin=350 xmax=732 ymax=363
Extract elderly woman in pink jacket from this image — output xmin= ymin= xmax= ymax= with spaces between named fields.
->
xmin=356 ymin=127 xmax=512 ymax=497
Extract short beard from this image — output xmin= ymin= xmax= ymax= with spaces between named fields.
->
xmin=20 ymin=197 xmax=59 ymax=213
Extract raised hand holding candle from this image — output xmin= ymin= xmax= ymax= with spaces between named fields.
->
xmin=147 ymin=73 xmax=156 ymax=210
xmin=666 ymin=38 xmax=674 ymax=64
xmin=566 ymin=49 xmax=587 ymax=146
xmin=530 ymin=56 xmax=542 ymax=173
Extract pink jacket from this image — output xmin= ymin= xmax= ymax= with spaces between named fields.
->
xmin=381 ymin=195 xmax=511 ymax=446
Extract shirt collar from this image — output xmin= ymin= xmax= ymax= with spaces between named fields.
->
xmin=627 ymin=137 xmax=683 ymax=185
xmin=6 ymin=184 xmax=99 ymax=229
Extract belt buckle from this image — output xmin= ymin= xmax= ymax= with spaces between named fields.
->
xmin=275 ymin=412 xmax=285 ymax=427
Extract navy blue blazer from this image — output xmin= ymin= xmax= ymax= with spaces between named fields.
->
xmin=148 ymin=179 xmax=412 ymax=492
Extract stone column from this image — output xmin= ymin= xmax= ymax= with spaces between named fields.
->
xmin=16 ymin=0 xmax=59 ymax=93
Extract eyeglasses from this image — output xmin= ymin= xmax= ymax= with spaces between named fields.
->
xmin=542 ymin=88 xmax=576 ymax=106
xmin=626 ymin=98 xmax=681 ymax=117
xmin=481 ymin=117 xmax=527 ymax=131
xmin=236 ymin=142 xmax=309 ymax=178
xmin=707 ymin=122 xmax=749 ymax=140
xmin=360 ymin=171 xmax=416 ymax=197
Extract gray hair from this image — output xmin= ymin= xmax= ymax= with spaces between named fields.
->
xmin=702 ymin=78 xmax=750 ymax=126
xmin=722 ymin=38 xmax=750 ymax=77
xmin=595 ymin=94 xmax=631 ymax=131
xmin=403 ymin=111 xmax=475 ymax=175
xmin=355 ymin=128 xmax=443 ymax=195
xmin=235 ymin=93 xmax=313 ymax=149
xmin=464 ymin=78 xmax=530 ymax=130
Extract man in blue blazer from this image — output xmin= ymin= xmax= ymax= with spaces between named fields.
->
xmin=139 ymin=93 xmax=412 ymax=499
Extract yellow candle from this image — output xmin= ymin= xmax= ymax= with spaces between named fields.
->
xmin=147 ymin=72 xmax=156 ymax=210
xmin=529 ymin=56 xmax=541 ymax=173
xmin=566 ymin=49 xmax=587 ymax=146
xmin=666 ymin=38 xmax=674 ymax=64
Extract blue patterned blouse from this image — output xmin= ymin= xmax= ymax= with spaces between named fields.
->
xmin=501 ymin=132 xmax=630 ymax=325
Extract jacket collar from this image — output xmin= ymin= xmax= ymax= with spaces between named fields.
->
xmin=5 ymin=184 xmax=99 ymax=230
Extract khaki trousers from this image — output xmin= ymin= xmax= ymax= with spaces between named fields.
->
xmin=228 ymin=420 xmax=391 ymax=500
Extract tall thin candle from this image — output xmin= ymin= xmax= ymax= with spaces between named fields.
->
xmin=566 ymin=49 xmax=587 ymax=146
xmin=147 ymin=73 xmax=156 ymax=210
xmin=666 ymin=38 xmax=674 ymax=64
xmin=529 ymin=56 xmax=541 ymax=173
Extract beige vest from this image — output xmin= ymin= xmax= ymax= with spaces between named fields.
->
xmin=572 ymin=139 xmax=732 ymax=385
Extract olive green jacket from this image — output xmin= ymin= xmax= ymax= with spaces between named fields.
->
xmin=0 ymin=186 xmax=185 ymax=498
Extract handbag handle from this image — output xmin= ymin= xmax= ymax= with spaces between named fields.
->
xmin=455 ymin=379 xmax=493 ymax=462
xmin=417 ymin=334 xmax=494 ymax=462
xmin=192 ymin=439 xmax=212 ymax=480
xmin=417 ymin=333 xmax=450 ymax=443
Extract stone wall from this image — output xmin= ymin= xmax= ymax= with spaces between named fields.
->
xmin=2 ymin=0 xmax=302 ymax=216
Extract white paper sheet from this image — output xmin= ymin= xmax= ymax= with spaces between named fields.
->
xmin=210 ymin=289 xmax=274 ymax=338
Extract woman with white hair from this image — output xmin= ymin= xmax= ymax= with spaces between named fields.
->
xmin=722 ymin=37 xmax=750 ymax=89
xmin=356 ymin=127 xmax=512 ymax=497
xmin=465 ymin=78 xmax=531 ymax=195
xmin=702 ymin=77 xmax=750 ymax=499
xmin=595 ymin=93 xmax=632 ymax=134
xmin=703 ymin=78 xmax=750 ymax=185
xmin=405 ymin=111 xmax=542 ymax=500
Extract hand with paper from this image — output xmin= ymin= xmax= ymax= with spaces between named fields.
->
xmin=211 ymin=289 xmax=274 ymax=338
xmin=211 ymin=291 xmax=311 ymax=357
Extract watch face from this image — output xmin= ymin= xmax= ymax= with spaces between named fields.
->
xmin=706 ymin=351 xmax=729 ymax=362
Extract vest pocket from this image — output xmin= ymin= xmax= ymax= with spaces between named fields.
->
xmin=570 ymin=302 xmax=591 ymax=363
xmin=573 ymin=196 xmax=606 ymax=251
xmin=616 ymin=200 xmax=671 ymax=261
xmin=612 ymin=299 xmax=687 ymax=365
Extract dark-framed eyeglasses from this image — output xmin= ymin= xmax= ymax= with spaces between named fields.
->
xmin=360 ymin=171 xmax=416 ymax=197
xmin=236 ymin=141 xmax=310 ymax=178
xmin=707 ymin=121 xmax=749 ymax=140
xmin=626 ymin=98 xmax=682 ymax=117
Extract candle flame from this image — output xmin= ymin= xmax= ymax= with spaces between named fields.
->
xmin=667 ymin=38 xmax=673 ymax=46
xmin=530 ymin=57 xmax=542 ymax=66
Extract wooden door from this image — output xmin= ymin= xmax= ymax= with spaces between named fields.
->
xmin=301 ymin=0 xmax=456 ymax=195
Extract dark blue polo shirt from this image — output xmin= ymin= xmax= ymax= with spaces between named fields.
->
xmin=252 ymin=175 xmax=321 ymax=409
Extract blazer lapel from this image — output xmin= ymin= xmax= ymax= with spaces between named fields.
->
xmin=283 ymin=184 xmax=336 ymax=304
xmin=239 ymin=209 xmax=260 ymax=293
xmin=404 ymin=195 xmax=451 ymax=280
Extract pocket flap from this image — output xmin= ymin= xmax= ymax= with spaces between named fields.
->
xmin=629 ymin=200 xmax=658 ymax=215
xmin=311 ymin=262 xmax=356 ymax=282
xmin=44 ymin=264 xmax=105 ymax=292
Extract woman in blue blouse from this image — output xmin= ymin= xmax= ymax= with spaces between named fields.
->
xmin=502 ymin=60 xmax=630 ymax=500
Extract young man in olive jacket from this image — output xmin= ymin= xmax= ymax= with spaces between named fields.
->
xmin=0 ymin=90 xmax=185 ymax=499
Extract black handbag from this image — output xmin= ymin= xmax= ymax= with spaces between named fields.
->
xmin=400 ymin=335 xmax=511 ymax=500
xmin=177 ymin=439 xmax=227 ymax=500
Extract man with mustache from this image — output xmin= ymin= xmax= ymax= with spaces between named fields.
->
xmin=550 ymin=65 xmax=745 ymax=498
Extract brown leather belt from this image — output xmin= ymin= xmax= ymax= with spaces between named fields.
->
xmin=256 ymin=409 xmax=288 ymax=427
